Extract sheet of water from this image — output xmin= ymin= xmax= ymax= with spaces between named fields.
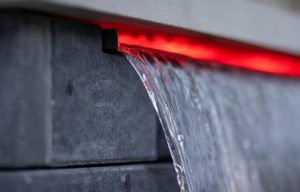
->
xmin=121 ymin=45 xmax=300 ymax=192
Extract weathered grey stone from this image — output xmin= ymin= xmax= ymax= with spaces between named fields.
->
xmin=0 ymin=10 xmax=170 ymax=167
xmin=50 ymin=17 xmax=162 ymax=165
xmin=0 ymin=11 xmax=52 ymax=167
xmin=0 ymin=163 xmax=179 ymax=192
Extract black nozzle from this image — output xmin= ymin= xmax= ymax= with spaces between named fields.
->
xmin=102 ymin=29 xmax=120 ymax=54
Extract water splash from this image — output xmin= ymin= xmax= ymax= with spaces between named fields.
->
xmin=121 ymin=45 xmax=300 ymax=192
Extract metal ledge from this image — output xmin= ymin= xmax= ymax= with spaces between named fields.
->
xmin=1 ymin=0 xmax=300 ymax=55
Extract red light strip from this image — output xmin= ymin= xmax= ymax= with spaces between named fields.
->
xmin=118 ymin=32 xmax=300 ymax=77
xmin=97 ymin=21 xmax=300 ymax=77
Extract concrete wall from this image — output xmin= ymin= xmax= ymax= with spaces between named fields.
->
xmin=0 ymin=10 xmax=178 ymax=192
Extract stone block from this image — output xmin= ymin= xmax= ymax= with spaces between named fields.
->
xmin=0 ymin=163 xmax=179 ymax=192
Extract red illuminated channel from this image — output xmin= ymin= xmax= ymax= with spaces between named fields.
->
xmin=100 ymin=22 xmax=300 ymax=77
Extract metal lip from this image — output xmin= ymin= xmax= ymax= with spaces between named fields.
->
xmin=1 ymin=0 xmax=300 ymax=55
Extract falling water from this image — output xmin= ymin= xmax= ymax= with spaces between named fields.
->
xmin=121 ymin=45 xmax=300 ymax=192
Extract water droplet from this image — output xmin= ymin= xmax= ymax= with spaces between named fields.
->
xmin=177 ymin=134 xmax=184 ymax=142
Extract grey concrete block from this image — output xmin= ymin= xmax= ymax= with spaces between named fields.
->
xmin=0 ymin=11 xmax=52 ymax=167
xmin=0 ymin=163 xmax=179 ymax=192
xmin=0 ymin=10 xmax=170 ymax=167
xmin=50 ymin=17 xmax=161 ymax=165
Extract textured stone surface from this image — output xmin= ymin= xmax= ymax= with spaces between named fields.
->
xmin=0 ymin=10 xmax=170 ymax=167
xmin=50 ymin=17 xmax=161 ymax=165
xmin=0 ymin=163 xmax=179 ymax=192
xmin=0 ymin=11 xmax=52 ymax=167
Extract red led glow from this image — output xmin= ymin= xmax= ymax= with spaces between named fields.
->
xmin=118 ymin=33 xmax=300 ymax=77
xmin=98 ymin=21 xmax=300 ymax=77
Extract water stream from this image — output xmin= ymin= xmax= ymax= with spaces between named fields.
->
xmin=120 ymin=45 xmax=300 ymax=192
